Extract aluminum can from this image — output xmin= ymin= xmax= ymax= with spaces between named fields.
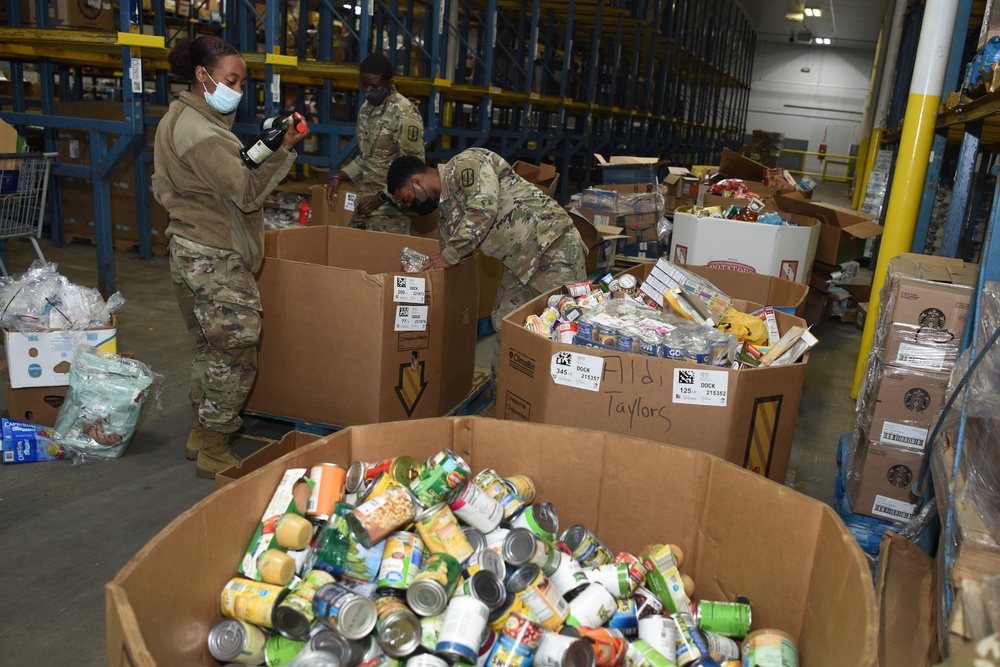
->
xmin=699 ymin=630 xmax=739 ymax=662
xmin=308 ymin=463 xmax=348 ymax=523
xmin=488 ymin=587 xmax=533 ymax=633
xmin=624 ymin=640 xmax=673 ymax=667
xmin=287 ymin=648 xmax=342 ymax=667
xmin=465 ymin=546 xmax=507 ymax=582
xmin=367 ymin=456 xmax=423 ymax=486
xmin=309 ymin=630 xmax=368 ymax=667
xmin=573 ymin=627 xmax=626 ymax=667
xmin=740 ymin=629 xmax=798 ymax=667
xmin=618 ymin=274 xmax=638 ymax=296
xmin=436 ymin=596 xmax=490 ymax=663
xmin=583 ymin=563 xmax=633 ymax=599
xmin=409 ymin=654 xmax=450 ymax=667
xmin=220 ymin=577 xmax=288 ymax=629
xmin=632 ymin=587 xmax=663 ymax=619
xmin=484 ymin=612 xmax=545 ymax=667
xmin=312 ymin=581 xmax=379 ymax=639
xmin=377 ymin=532 xmax=425 ymax=592
xmin=547 ymin=550 xmax=589 ymax=597
xmin=484 ymin=527 xmax=511 ymax=555
xmin=502 ymin=528 xmax=559 ymax=574
xmin=564 ymin=582 xmax=617 ymax=628
xmin=451 ymin=480 xmax=504 ymax=533
xmin=505 ymin=563 xmax=570 ymax=631
xmin=503 ymin=475 xmax=537 ymax=505
xmin=311 ymin=513 xmax=385 ymax=583
xmin=534 ymin=631 xmax=596 ymax=667
xmin=694 ymin=601 xmax=751 ymax=639
xmin=274 ymin=569 xmax=337 ymax=640
xmin=346 ymin=460 xmax=370 ymax=494
xmin=348 ymin=485 xmax=419 ymax=549
xmin=606 ymin=597 xmax=638 ymax=638
xmin=473 ymin=469 xmax=523 ymax=519
xmin=421 ymin=613 xmax=446 ymax=651
xmin=560 ymin=525 xmax=613 ymax=568
xmin=477 ymin=629 xmax=499 ymax=667
xmin=374 ymin=593 xmax=422 ymax=658
xmin=415 ymin=503 xmax=475 ymax=563
xmin=637 ymin=616 xmax=675 ymax=662
xmin=207 ymin=618 xmax=268 ymax=665
xmin=456 ymin=570 xmax=508 ymax=611
xmin=356 ymin=472 xmax=403 ymax=506
xmin=509 ymin=502 xmax=558 ymax=539
xmin=575 ymin=320 xmax=595 ymax=342
xmin=408 ymin=552 xmax=462 ymax=616
xmin=563 ymin=282 xmax=592 ymax=298
xmin=596 ymin=324 xmax=618 ymax=348
xmin=616 ymin=326 xmax=641 ymax=355
xmin=672 ymin=612 xmax=709 ymax=665
xmin=613 ymin=552 xmax=648 ymax=589
xmin=265 ymin=634 xmax=308 ymax=667
xmin=411 ymin=449 xmax=472 ymax=507
xmin=555 ymin=322 xmax=579 ymax=344
xmin=463 ymin=526 xmax=488 ymax=554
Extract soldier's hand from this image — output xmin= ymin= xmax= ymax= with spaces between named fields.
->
xmin=419 ymin=254 xmax=449 ymax=271
xmin=281 ymin=113 xmax=310 ymax=152
xmin=326 ymin=179 xmax=341 ymax=207
xmin=356 ymin=194 xmax=384 ymax=216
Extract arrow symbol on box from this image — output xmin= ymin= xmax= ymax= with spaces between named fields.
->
xmin=395 ymin=361 xmax=427 ymax=417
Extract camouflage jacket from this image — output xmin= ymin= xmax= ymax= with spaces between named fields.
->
xmin=438 ymin=148 xmax=577 ymax=284
xmin=342 ymin=89 xmax=425 ymax=203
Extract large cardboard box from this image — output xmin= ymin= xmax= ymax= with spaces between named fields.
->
xmin=719 ymin=147 xmax=767 ymax=181
xmin=859 ymin=360 xmax=950 ymax=452
xmin=6 ymin=381 xmax=67 ymax=426
xmin=246 ymin=227 xmax=478 ymax=427
xmin=670 ymin=208 xmax=820 ymax=284
xmin=216 ymin=430 xmax=321 ymax=488
xmin=497 ymin=270 xmax=809 ymax=482
xmin=308 ymin=183 xmax=440 ymax=239
xmin=107 ymin=417 xmax=878 ymax=667
xmin=774 ymin=192 xmax=883 ymax=266
xmin=594 ymin=154 xmax=667 ymax=185
xmin=849 ymin=438 xmax=922 ymax=521
xmin=569 ymin=210 xmax=626 ymax=274
xmin=512 ymin=160 xmax=559 ymax=198
xmin=662 ymin=167 xmax=699 ymax=198
xmin=14 ymin=0 xmax=114 ymax=29
xmin=680 ymin=264 xmax=809 ymax=317
xmin=4 ymin=317 xmax=118 ymax=388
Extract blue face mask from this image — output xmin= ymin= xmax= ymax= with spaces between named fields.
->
xmin=203 ymin=71 xmax=242 ymax=114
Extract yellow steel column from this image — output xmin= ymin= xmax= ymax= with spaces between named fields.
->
xmin=851 ymin=0 xmax=960 ymax=398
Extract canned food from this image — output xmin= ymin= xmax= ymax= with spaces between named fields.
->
xmin=451 ymin=481 xmax=505 ymax=533
xmin=407 ymin=552 xmax=462 ymax=616
xmin=484 ymin=527 xmax=511 ymax=555
xmin=484 ymin=612 xmax=546 ymax=667
xmin=307 ymin=463 xmax=348 ymax=523
xmin=415 ymin=503 xmax=475 ymax=563
xmin=265 ymin=634 xmax=308 ymax=667
xmin=374 ymin=593 xmax=422 ymax=657
xmin=540 ymin=307 xmax=560 ymax=328
xmin=564 ymin=583 xmax=617 ymax=628
xmin=411 ymin=449 xmax=472 ymax=507
xmin=478 ymin=629 xmax=499 ymax=667
xmin=505 ymin=563 xmax=570 ymax=631
xmin=618 ymin=274 xmax=638 ymax=296
xmin=287 ymin=648 xmax=342 ymax=667
xmin=502 ymin=528 xmax=559 ymax=575
xmin=672 ymin=612 xmax=709 ymax=665
xmin=312 ymin=581 xmax=379 ymax=639
xmin=631 ymin=587 xmax=663 ymax=619
xmin=458 ymin=570 xmax=508 ymax=611
xmin=474 ymin=469 xmax=523 ymax=519
xmin=309 ymin=629 xmax=368 ymax=667
xmin=616 ymin=327 xmax=641 ymax=355
xmin=348 ymin=485 xmax=419 ymax=549
xmin=503 ymin=475 xmax=537 ymax=505
xmin=311 ymin=512 xmax=385 ymax=583
xmin=560 ymin=525 xmax=613 ymax=568
xmin=636 ymin=616 xmax=674 ymax=661
xmin=274 ymin=570 xmax=338 ymax=640
xmin=596 ymin=324 xmax=618 ymax=348
xmin=207 ymin=618 xmax=268 ymax=665
xmin=740 ymin=629 xmax=798 ymax=667
xmin=613 ymin=553 xmax=648 ymax=589
xmin=700 ymin=630 xmax=740 ymax=662
xmin=525 ymin=315 xmax=552 ymax=336
xmin=583 ymin=563 xmax=633 ymax=598
xmin=509 ymin=502 xmax=558 ymax=539
xmin=377 ymin=532 xmax=425 ymax=592
xmin=368 ymin=456 xmax=423 ymax=486
xmin=574 ymin=627 xmax=627 ymax=667
xmin=421 ymin=613 xmax=446 ymax=651
xmin=436 ymin=596 xmax=491 ymax=663
xmin=534 ymin=632 xmax=596 ymax=667
xmin=488 ymin=587 xmax=533 ymax=633
xmin=220 ymin=577 xmax=288 ymax=629
xmin=547 ymin=550 xmax=589 ymax=597
xmin=408 ymin=654 xmax=450 ymax=667
xmin=606 ymin=597 xmax=638 ymax=638
xmin=563 ymin=282 xmax=592 ymax=298
xmin=640 ymin=544 xmax=688 ymax=614
xmin=357 ymin=472 xmax=404 ymax=506
xmin=694 ymin=601 xmax=751 ymax=639
xmin=624 ymin=640 xmax=672 ymax=667
xmin=346 ymin=461 xmax=369 ymax=494
xmin=555 ymin=322 xmax=578 ymax=344
xmin=575 ymin=320 xmax=596 ymax=342
xmin=463 ymin=526 xmax=488 ymax=554
xmin=466 ymin=546 xmax=507 ymax=581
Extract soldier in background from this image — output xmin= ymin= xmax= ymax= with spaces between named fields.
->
xmin=327 ymin=53 xmax=425 ymax=234
xmin=387 ymin=148 xmax=587 ymax=391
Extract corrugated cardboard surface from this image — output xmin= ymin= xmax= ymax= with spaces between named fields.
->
xmin=216 ymin=431 xmax=321 ymax=488
xmin=5 ymin=380 xmax=67 ymax=426
xmin=681 ymin=264 xmax=808 ymax=316
xmin=308 ymin=183 xmax=440 ymax=239
xmin=497 ymin=273 xmax=808 ymax=482
xmin=849 ymin=438 xmax=922 ymax=521
xmin=4 ymin=317 xmax=118 ymax=388
xmin=246 ymin=227 xmax=478 ymax=427
xmin=874 ymin=532 xmax=939 ymax=667
xmin=107 ymin=417 xmax=878 ymax=667
xmin=774 ymin=192 xmax=883 ymax=266
xmin=860 ymin=360 xmax=950 ymax=451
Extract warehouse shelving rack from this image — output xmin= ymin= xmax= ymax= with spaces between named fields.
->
xmin=0 ymin=0 xmax=754 ymax=293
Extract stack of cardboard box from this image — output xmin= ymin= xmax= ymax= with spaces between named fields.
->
xmin=847 ymin=253 xmax=977 ymax=521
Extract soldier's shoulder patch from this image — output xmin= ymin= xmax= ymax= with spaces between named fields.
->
xmin=402 ymin=120 xmax=422 ymax=145
xmin=457 ymin=159 xmax=479 ymax=193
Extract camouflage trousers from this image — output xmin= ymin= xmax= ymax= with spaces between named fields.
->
xmin=169 ymin=236 xmax=262 ymax=435
xmin=490 ymin=229 xmax=587 ymax=391
xmin=349 ymin=209 xmax=411 ymax=234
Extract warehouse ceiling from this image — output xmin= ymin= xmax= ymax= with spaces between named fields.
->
xmin=737 ymin=0 xmax=892 ymax=50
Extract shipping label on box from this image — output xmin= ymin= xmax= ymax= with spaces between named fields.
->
xmin=4 ymin=319 xmax=118 ymax=388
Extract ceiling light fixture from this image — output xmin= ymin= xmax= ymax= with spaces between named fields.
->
xmin=804 ymin=7 xmax=822 ymax=17
xmin=785 ymin=11 xmax=804 ymax=21
xmin=815 ymin=37 xmax=831 ymax=45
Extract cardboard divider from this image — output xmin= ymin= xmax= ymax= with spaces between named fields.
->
xmin=107 ymin=417 xmax=877 ymax=667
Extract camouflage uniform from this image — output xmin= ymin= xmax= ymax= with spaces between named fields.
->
xmin=342 ymin=89 xmax=425 ymax=234
xmin=169 ymin=235 xmax=261 ymax=435
xmin=436 ymin=148 xmax=587 ymax=388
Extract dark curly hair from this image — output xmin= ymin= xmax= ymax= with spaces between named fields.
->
xmin=387 ymin=155 xmax=431 ymax=194
xmin=168 ymin=36 xmax=241 ymax=80
xmin=359 ymin=53 xmax=394 ymax=82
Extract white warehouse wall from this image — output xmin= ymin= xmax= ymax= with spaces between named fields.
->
xmin=745 ymin=41 xmax=874 ymax=178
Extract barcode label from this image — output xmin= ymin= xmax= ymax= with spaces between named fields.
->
xmin=879 ymin=422 xmax=929 ymax=450
xmin=871 ymin=495 xmax=917 ymax=521
xmin=3 ymin=451 xmax=12 ymax=463
xmin=895 ymin=343 xmax=947 ymax=371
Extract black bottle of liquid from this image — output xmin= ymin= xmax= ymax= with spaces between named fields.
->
xmin=261 ymin=111 xmax=306 ymax=133
xmin=240 ymin=118 xmax=289 ymax=169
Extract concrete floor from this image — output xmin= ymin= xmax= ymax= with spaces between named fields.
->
xmin=0 ymin=182 xmax=864 ymax=665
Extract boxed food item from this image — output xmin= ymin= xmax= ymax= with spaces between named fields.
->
xmin=4 ymin=316 xmax=118 ymax=388
xmin=246 ymin=227 xmax=478 ymax=428
xmin=107 ymin=417 xmax=878 ymax=666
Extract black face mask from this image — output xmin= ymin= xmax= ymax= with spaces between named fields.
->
xmin=409 ymin=183 xmax=439 ymax=215
xmin=364 ymin=87 xmax=391 ymax=106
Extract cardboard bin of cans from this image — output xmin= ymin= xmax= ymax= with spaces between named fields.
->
xmin=208 ymin=449 xmax=800 ymax=667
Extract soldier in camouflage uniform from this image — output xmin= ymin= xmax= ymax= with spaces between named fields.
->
xmin=327 ymin=53 xmax=425 ymax=234
xmin=387 ymin=149 xmax=586 ymax=390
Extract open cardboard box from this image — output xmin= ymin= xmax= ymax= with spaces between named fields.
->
xmin=512 ymin=160 xmax=560 ymax=198
xmin=497 ymin=263 xmax=810 ymax=483
xmin=719 ymin=147 xmax=768 ymax=181
xmin=594 ymin=153 xmax=668 ymax=185
xmin=680 ymin=264 xmax=809 ymax=317
xmin=309 ymin=184 xmax=440 ymax=239
xmin=107 ymin=417 xmax=878 ymax=666
xmin=569 ymin=209 xmax=627 ymax=274
xmin=774 ymin=192 xmax=883 ymax=266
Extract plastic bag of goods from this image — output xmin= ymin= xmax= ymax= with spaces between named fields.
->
xmin=53 ymin=348 xmax=158 ymax=460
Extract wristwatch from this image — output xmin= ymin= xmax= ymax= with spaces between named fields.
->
xmin=377 ymin=191 xmax=390 ymax=204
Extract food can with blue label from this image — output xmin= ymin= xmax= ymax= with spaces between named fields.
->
xmin=377 ymin=532 xmax=425 ymax=592
xmin=435 ymin=596 xmax=491 ymax=663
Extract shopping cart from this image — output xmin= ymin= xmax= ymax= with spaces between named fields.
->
xmin=0 ymin=151 xmax=56 ymax=276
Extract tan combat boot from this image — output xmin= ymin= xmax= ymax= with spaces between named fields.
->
xmin=185 ymin=414 xmax=205 ymax=460
xmin=195 ymin=431 xmax=241 ymax=479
